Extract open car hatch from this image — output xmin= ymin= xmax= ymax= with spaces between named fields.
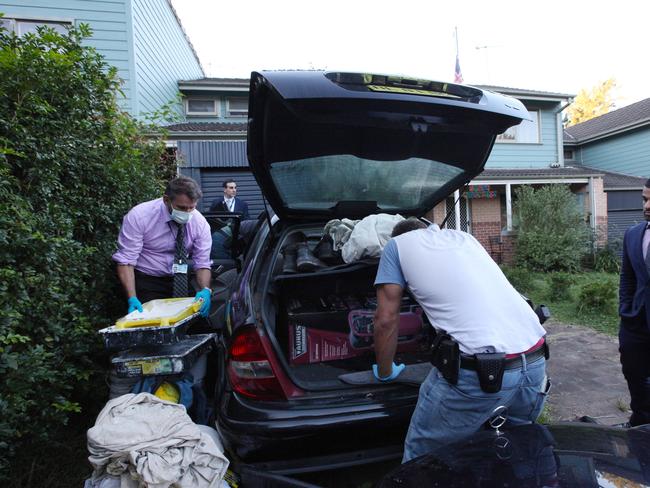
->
xmin=247 ymin=70 xmax=529 ymax=221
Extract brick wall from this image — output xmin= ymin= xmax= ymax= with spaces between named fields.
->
xmin=470 ymin=198 xmax=507 ymax=264
xmin=592 ymin=177 xmax=608 ymax=246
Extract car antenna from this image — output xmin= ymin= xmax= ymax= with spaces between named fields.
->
xmin=439 ymin=184 xmax=469 ymax=229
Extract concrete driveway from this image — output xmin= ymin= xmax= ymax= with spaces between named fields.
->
xmin=544 ymin=319 xmax=630 ymax=425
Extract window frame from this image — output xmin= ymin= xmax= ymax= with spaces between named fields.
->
xmin=226 ymin=97 xmax=248 ymax=117
xmin=185 ymin=98 xmax=219 ymax=116
xmin=495 ymin=109 xmax=540 ymax=144
xmin=1 ymin=16 xmax=72 ymax=35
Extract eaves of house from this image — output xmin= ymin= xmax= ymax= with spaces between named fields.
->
xmin=164 ymin=122 xmax=247 ymax=142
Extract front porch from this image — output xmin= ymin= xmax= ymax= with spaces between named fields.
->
xmin=425 ymin=167 xmax=607 ymax=264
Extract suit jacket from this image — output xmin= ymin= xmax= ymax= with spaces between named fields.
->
xmin=619 ymin=222 xmax=650 ymax=329
xmin=209 ymin=197 xmax=249 ymax=220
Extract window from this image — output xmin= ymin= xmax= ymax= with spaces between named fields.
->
xmin=227 ymin=98 xmax=248 ymax=117
xmin=444 ymin=196 xmax=470 ymax=232
xmin=186 ymin=99 xmax=218 ymax=116
xmin=564 ymin=149 xmax=574 ymax=160
xmin=1 ymin=18 xmax=70 ymax=35
xmin=496 ymin=110 xmax=539 ymax=143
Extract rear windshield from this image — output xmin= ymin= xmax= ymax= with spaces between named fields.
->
xmin=270 ymin=155 xmax=463 ymax=210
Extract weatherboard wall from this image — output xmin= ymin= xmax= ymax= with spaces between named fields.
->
xmin=131 ymin=0 xmax=202 ymax=119
xmin=485 ymin=106 xmax=560 ymax=169
xmin=577 ymin=127 xmax=650 ymax=178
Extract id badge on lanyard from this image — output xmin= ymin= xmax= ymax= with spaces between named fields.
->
xmin=172 ymin=262 xmax=188 ymax=274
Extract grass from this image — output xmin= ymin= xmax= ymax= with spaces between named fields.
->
xmin=537 ymin=402 xmax=553 ymax=424
xmin=503 ymin=268 xmax=620 ymax=336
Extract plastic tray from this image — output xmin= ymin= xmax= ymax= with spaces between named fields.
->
xmin=115 ymin=297 xmax=201 ymax=329
xmin=111 ymin=333 xmax=215 ymax=378
xmin=99 ymin=312 xmax=199 ymax=351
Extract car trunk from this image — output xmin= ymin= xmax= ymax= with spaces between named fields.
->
xmin=262 ymin=224 xmax=434 ymax=392
xmin=246 ymin=70 xmax=531 ymax=393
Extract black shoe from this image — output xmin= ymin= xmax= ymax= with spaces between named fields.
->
xmin=281 ymin=244 xmax=298 ymax=274
xmin=314 ymin=234 xmax=340 ymax=264
xmin=296 ymin=241 xmax=325 ymax=272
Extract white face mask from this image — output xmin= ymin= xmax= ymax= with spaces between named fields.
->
xmin=171 ymin=208 xmax=193 ymax=225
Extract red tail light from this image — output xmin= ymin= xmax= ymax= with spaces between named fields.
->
xmin=227 ymin=326 xmax=286 ymax=400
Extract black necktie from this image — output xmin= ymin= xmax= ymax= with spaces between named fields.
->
xmin=173 ymin=222 xmax=189 ymax=297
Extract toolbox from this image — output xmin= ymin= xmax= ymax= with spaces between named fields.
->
xmin=111 ymin=333 xmax=216 ymax=378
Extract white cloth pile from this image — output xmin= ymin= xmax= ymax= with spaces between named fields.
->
xmin=325 ymin=214 xmax=404 ymax=263
xmin=87 ymin=393 xmax=229 ymax=488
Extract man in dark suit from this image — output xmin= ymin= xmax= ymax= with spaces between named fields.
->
xmin=619 ymin=178 xmax=650 ymax=426
xmin=209 ymin=178 xmax=249 ymax=220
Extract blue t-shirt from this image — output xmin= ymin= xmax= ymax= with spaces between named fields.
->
xmin=374 ymin=239 xmax=406 ymax=288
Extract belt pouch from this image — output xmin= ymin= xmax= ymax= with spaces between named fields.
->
xmin=435 ymin=338 xmax=460 ymax=385
xmin=475 ymin=353 xmax=506 ymax=393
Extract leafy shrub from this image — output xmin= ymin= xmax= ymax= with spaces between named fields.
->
xmin=0 ymin=24 xmax=172 ymax=478
xmin=501 ymin=266 xmax=535 ymax=294
xmin=548 ymin=272 xmax=574 ymax=301
xmin=576 ymin=280 xmax=617 ymax=313
xmin=514 ymin=185 xmax=591 ymax=272
xmin=591 ymin=243 xmax=622 ymax=273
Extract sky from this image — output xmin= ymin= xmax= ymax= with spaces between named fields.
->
xmin=171 ymin=0 xmax=650 ymax=108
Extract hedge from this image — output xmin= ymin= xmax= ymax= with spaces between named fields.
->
xmin=0 ymin=22 xmax=173 ymax=479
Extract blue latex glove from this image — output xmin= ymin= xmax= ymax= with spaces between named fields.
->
xmin=372 ymin=362 xmax=406 ymax=382
xmin=127 ymin=296 xmax=143 ymax=313
xmin=194 ymin=288 xmax=211 ymax=317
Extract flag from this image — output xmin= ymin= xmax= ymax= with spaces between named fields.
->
xmin=454 ymin=54 xmax=463 ymax=84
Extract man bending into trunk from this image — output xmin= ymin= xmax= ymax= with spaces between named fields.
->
xmin=372 ymin=218 xmax=548 ymax=462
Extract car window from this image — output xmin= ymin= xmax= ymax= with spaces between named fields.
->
xmin=270 ymin=155 xmax=463 ymax=210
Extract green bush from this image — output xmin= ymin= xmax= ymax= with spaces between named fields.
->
xmin=591 ymin=243 xmax=622 ymax=273
xmin=576 ymin=280 xmax=617 ymax=313
xmin=548 ymin=272 xmax=574 ymax=301
xmin=0 ymin=23 xmax=172 ymax=479
xmin=514 ymin=185 xmax=591 ymax=272
xmin=501 ymin=265 xmax=535 ymax=294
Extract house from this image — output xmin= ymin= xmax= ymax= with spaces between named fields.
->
xmin=0 ymin=0 xmax=203 ymax=120
xmin=564 ymin=99 xmax=650 ymax=246
xmin=168 ymin=78 xmax=608 ymax=264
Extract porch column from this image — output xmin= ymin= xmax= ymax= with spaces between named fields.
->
xmin=454 ymin=189 xmax=461 ymax=230
xmin=588 ymin=176 xmax=596 ymax=230
xmin=505 ymin=183 xmax=513 ymax=231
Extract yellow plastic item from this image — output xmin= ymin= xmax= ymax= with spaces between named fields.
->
xmin=154 ymin=381 xmax=181 ymax=403
xmin=115 ymin=297 xmax=201 ymax=329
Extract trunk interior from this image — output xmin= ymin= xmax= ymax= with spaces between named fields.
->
xmin=263 ymin=225 xmax=434 ymax=391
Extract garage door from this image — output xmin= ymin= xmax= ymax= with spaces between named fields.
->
xmin=200 ymin=169 xmax=266 ymax=219
xmin=608 ymin=209 xmax=644 ymax=246
xmin=606 ymin=190 xmax=644 ymax=251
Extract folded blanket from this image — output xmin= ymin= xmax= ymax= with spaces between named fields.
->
xmin=87 ymin=393 xmax=228 ymax=488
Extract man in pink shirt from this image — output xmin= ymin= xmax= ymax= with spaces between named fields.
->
xmin=112 ymin=176 xmax=212 ymax=316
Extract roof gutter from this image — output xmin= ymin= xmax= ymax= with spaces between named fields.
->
xmin=555 ymin=99 xmax=573 ymax=167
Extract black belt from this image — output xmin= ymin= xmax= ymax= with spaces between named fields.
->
xmin=459 ymin=344 xmax=546 ymax=371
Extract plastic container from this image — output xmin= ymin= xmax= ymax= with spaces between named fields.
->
xmin=115 ymin=297 xmax=201 ymax=329
xmin=99 ymin=312 xmax=199 ymax=351
xmin=99 ymin=297 xmax=205 ymax=351
xmin=111 ymin=333 xmax=216 ymax=378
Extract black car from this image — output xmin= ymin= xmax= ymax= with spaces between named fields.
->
xmin=231 ymin=419 xmax=650 ymax=487
xmin=210 ymin=70 xmax=532 ymax=475
xmin=377 ymin=421 xmax=650 ymax=488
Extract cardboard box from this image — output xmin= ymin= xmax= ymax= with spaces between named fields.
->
xmin=289 ymin=308 xmax=424 ymax=365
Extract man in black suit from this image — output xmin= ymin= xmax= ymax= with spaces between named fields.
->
xmin=619 ymin=178 xmax=650 ymax=426
xmin=209 ymin=178 xmax=249 ymax=220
